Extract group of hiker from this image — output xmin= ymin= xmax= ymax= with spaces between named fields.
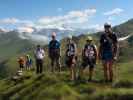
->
xmin=18 ymin=23 xmax=118 ymax=83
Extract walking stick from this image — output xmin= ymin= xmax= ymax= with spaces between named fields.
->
xmin=114 ymin=59 xmax=118 ymax=81
xmin=114 ymin=43 xmax=120 ymax=81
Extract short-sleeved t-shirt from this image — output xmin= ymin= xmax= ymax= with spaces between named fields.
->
xmin=35 ymin=49 xmax=45 ymax=60
xmin=100 ymin=33 xmax=118 ymax=53
xmin=49 ymin=40 xmax=60 ymax=50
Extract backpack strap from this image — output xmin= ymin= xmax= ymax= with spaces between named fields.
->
xmin=83 ymin=44 xmax=97 ymax=58
xmin=91 ymin=44 xmax=97 ymax=57
xmin=66 ymin=43 xmax=76 ymax=56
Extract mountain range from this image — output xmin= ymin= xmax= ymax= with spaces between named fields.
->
xmin=0 ymin=18 xmax=132 ymax=59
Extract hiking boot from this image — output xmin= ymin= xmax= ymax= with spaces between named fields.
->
xmin=104 ymin=79 xmax=109 ymax=83
xmin=109 ymin=79 xmax=113 ymax=83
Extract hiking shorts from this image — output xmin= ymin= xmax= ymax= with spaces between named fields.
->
xmin=49 ymin=49 xmax=60 ymax=59
xmin=102 ymin=51 xmax=113 ymax=62
xmin=19 ymin=64 xmax=24 ymax=69
xmin=82 ymin=57 xmax=96 ymax=69
xmin=65 ymin=56 xmax=77 ymax=67
xmin=26 ymin=61 xmax=32 ymax=66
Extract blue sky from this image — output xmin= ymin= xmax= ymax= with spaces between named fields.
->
xmin=0 ymin=0 xmax=132 ymax=32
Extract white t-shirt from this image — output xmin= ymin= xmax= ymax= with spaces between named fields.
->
xmin=35 ymin=49 xmax=45 ymax=60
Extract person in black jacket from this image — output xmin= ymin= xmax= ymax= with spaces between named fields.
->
xmin=99 ymin=23 xmax=118 ymax=82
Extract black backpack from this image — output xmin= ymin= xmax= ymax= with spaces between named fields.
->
xmin=66 ymin=43 xmax=76 ymax=57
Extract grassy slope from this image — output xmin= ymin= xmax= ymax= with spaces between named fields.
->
xmin=0 ymin=32 xmax=35 ymax=79
xmin=0 ymin=34 xmax=132 ymax=99
xmin=0 ymin=61 xmax=133 ymax=100
xmin=0 ymin=32 xmax=34 ymax=58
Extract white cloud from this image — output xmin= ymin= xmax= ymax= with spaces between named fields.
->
xmin=18 ymin=32 xmax=49 ymax=44
xmin=37 ymin=8 xmax=96 ymax=29
xmin=0 ymin=27 xmax=10 ymax=32
xmin=88 ymin=24 xmax=104 ymax=31
xmin=17 ymin=27 xmax=34 ymax=33
xmin=0 ymin=8 xmax=97 ymax=32
xmin=0 ymin=18 xmax=19 ymax=24
xmin=104 ymin=8 xmax=124 ymax=16
xmin=0 ymin=18 xmax=34 ymax=27
xmin=28 ymin=34 xmax=49 ymax=44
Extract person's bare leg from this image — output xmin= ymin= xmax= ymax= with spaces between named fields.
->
xmin=109 ymin=60 xmax=113 ymax=82
xmin=73 ymin=64 xmax=76 ymax=80
xmin=70 ymin=64 xmax=76 ymax=81
xmin=56 ymin=58 xmax=61 ymax=73
xmin=27 ymin=66 xmax=29 ymax=70
xmin=51 ymin=60 xmax=55 ymax=73
xmin=70 ymin=66 xmax=73 ymax=80
xmin=103 ymin=61 xmax=108 ymax=82
xmin=89 ymin=67 xmax=94 ymax=81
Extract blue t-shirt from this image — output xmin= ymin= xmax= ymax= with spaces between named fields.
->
xmin=49 ymin=40 xmax=60 ymax=50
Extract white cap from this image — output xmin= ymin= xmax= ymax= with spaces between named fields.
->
xmin=86 ymin=36 xmax=93 ymax=41
xmin=68 ymin=34 xmax=72 ymax=39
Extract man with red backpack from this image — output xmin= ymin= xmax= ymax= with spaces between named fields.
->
xmin=79 ymin=36 xmax=98 ymax=81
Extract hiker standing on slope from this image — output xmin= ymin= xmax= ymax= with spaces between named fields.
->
xmin=25 ymin=54 xmax=32 ymax=70
xmin=18 ymin=56 xmax=25 ymax=71
xmin=99 ymin=23 xmax=118 ymax=82
xmin=48 ymin=32 xmax=61 ymax=73
xmin=78 ymin=36 xmax=98 ymax=81
xmin=65 ymin=35 xmax=77 ymax=81
xmin=35 ymin=45 xmax=45 ymax=74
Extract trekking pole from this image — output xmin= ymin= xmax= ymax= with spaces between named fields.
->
xmin=114 ymin=44 xmax=120 ymax=82
xmin=113 ymin=60 xmax=117 ymax=81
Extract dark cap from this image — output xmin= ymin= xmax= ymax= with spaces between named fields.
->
xmin=104 ymin=23 xmax=111 ymax=28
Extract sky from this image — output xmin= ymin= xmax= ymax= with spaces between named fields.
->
xmin=0 ymin=0 xmax=132 ymax=33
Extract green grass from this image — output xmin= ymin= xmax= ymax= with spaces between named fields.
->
xmin=0 ymin=61 xmax=133 ymax=100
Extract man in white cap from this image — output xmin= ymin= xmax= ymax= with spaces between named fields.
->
xmin=78 ymin=36 xmax=98 ymax=81
xmin=48 ymin=32 xmax=61 ymax=73
xmin=65 ymin=35 xmax=77 ymax=81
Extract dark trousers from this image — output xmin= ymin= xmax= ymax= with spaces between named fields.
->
xmin=50 ymin=57 xmax=61 ymax=72
xmin=36 ymin=59 xmax=43 ymax=74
